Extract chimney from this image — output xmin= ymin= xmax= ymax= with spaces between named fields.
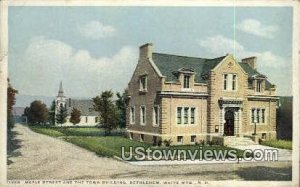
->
xmin=241 ymin=57 xmax=257 ymax=70
xmin=139 ymin=43 xmax=153 ymax=59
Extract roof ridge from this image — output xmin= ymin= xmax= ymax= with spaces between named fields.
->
xmin=153 ymin=52 xmax=207 ymax=60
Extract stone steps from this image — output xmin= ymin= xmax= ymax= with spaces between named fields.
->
xmin=224 ymin=137 xmax=257 ymax=146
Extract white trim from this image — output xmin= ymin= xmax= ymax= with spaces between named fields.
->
xmin=140 ymin=105 xmax=146 ymax=126
xmin=148 ymin=57 xmax=164 ymax=77
xmin=129 ymin=106 xmax=135 ymax=125
xmin=152 ymin=105 xmax=160 ymax=127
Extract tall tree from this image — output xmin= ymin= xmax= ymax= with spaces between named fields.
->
xmin=55 ymin=104 xmax=68 ymax=125
xmin=70 ymin=108 xmax=81 ymax=125
xmin=26 ymin=100 xmax=49 ymax=125
xmin=7 ymin=79 xmax=18 ymax=128
xmin=48 ymin=100 xmax=56 ymax=125
xmin=116 ymin=89 xmax=128 ymax=128
xmin=93 ymin=90 xmax=119 ymax=136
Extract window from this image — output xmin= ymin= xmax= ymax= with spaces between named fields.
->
xmin=177 ymin=136 xmax=183 ymax=144
xmin=251 ymin=108 xmax=266 ymax=124
xmin=184 ymin=107 xmax=189 ymax=124
xmin=256 ymin=109 xmax=260 ymax=123
xmin=251 ymin=109 xmax=255 ymax=123
xmin=140 ymin=134 xmax=144 ymax=142
xmin=177 ymin=107 xmax=197 ymax=125
xmin=256 ymin=80 xmax=262 ymax=92
xmin=86 ymin=117 xmax=88 ymax=123
xmin=183 ymin=75 xmax=190 ymax=88
xmin=177 ymin=107 xmax=182 ymax=124
xmin=140 ymin=76 xmax=147 ymax=91
xmin=153 ymin=106 xmax=159 ymax=126
xmin=262 ymin=109 xmax=265 ymax=123
xmin=140 ymin=106 xmax=146 ymax=125
xmin=223 ymin=74 xmax=228 ymax=90
xmin=130 ymin=107 xmax=135 ymax=124
xmin=191 ymin=135 xmax=196 ymax=143
xmin=69 ymin=98 xmax=72 ymax=107
xmin=95 ymin=117 xmax=98 ymax=123
xmin=190 ymin=107 xmax=195 ymax=124
xmin=224 ymin=74 xmax=237 ymax=91
xmin=215 ymin=125 xmax=219 ymax=133
xmin=232 ymin=75 xmax=237 ymax=90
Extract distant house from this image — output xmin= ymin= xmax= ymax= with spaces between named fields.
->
xmin=12 ymin=107 xmax=26 ymax=123
xmin=55 ymin=82 xmax=99 ymax=126
xmin=126 ymin=43 xmax=278 ymax=145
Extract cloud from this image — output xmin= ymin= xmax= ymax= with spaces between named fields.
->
xmin=198 ymin=35 xmax=244 ymax=56
xmin=78 ymin=21 xmax=116 ymax=39
xmin=236 ymin=19 xmax=278 ymax=39
xmin=10 ymin=36 xmax=138 ymax=97
xmin=198 ymin=35 xmax=291 ymax=95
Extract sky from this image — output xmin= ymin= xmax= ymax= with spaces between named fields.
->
xmin=8 ymin=6 xmax=293 ymax=99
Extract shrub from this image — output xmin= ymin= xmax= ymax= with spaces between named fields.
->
xmin=163 ymin=139 xmax=172 ymax=147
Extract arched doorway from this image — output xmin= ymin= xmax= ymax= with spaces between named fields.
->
xmin=224 ymin=110 xmax=234 ymax=136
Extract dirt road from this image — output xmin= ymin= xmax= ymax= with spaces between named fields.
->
xmin=7 ymin=124 xmax=292 ymax=180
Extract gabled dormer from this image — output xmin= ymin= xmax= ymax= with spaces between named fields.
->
xmin=251 ymin=74 xmax=267 ymax=93
xmin=172 ymin=68 xmax=195 ymax=91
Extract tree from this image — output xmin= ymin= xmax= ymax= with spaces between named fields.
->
xmin=26 ymin=100 xmax=49 ymax=125
xmin=93 ymin=90 xmax=119 ymax=136
xmin=7 ymin=79 xmax=18 ymax=128
xmin=70 ymin=108 xmax=81 ymax=125
xmin=116 ymin=89 xmax=128 ymax=128
xmin=55 ymin=104 xmax=68 ymax=125
xmin=48 ymin=100 xmax=56 ymax=125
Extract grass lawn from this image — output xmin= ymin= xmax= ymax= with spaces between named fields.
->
xmin=261 ymin=140 xmax=292 ymax=150
xmin=29 ymin=125 xmax=247 ymax=161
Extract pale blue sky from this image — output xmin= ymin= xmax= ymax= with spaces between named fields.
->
xmin=8 ymin=6 xmax=293 ymax=98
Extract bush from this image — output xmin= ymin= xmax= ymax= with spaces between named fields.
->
xmin=199 ymin=140 xmax=205 ymax=146
xmin=163 ymin=139 xmax=172 ymax=147
xmin=157 ymin=140 xmax=162 ymax=147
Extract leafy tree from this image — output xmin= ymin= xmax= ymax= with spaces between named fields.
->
xmin=116 ymin=89 xmax=128 ymax=128
xmin=55 ymin=104 xmax=68 ymax=125
xmin=70 ymin=108 xmax=81 ymax=125
xmin=7 ymin=79 xmax=18 ymax=128
xmin=48 ymin=100 xmax=56 ymax=125
xmin=26 ymin=100 xmax=49 ymax=125
xmin=93 ymin=90 xmax=119 ymax=136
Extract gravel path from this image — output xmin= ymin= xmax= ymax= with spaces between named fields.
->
xmin=7 ymin=124 xmax=292 ymax=180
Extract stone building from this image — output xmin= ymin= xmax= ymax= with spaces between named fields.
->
xmin=55 ymin=82 xmax=99 ymax=126
xmin=126 ymin=43 xmax=278 ymax=145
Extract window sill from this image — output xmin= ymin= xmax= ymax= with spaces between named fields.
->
xmin=176 ymin=124 xmax=198 ymax=127
xmin=152 ymin=124 xmax=159 ymax=127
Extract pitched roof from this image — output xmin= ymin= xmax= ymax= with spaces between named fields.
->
xmin=152 ymin=53 xmax=273 ymax=89
xmin=66 ymin=99 xmax=98 ymax=116
xmin=152 ymin=53 xmax=226 ymax=83
xmin=239 ymin=63 xmax=273 ymax=89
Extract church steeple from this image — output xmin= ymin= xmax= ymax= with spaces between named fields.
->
xmin=58 ymin=81 xmax=64 ymax=97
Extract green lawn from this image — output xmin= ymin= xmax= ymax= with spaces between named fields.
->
xmin=29 ymin=125 xmax=248 ymax=161
xmin=261 ymin=140 xmax=292 ymax=150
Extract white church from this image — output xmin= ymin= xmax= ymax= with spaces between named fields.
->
xmin=55 ymin=82 xmax=99 ymax=126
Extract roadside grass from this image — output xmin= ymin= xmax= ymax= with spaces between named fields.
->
xmin=29 ymin=126 xmax=65 ymax=137
xmin=29 ymin=125 xmax=248 ymax=161
xmin=261 ymin=140 xmax=292 ymax=150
